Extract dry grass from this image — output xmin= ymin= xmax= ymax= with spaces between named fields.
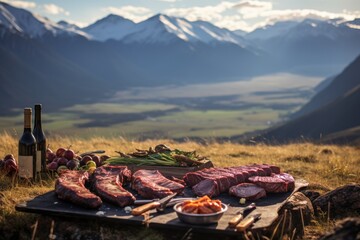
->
xmin=0 ymin=133 xmax=359 ymax=239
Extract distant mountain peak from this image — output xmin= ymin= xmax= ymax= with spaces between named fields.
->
xmin=96 ymin=14 xmax=132 ymax=24
xmin=0 ymin=2 xmax=88 ymax=38
xmin=57 ymin=20 xmax=79 ymax=29
xmin=82 ymin=14 xmax=136 ymax=41
xmin=122 ymin=13 xmax=251 ymax=47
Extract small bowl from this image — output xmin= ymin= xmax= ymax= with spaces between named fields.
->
xmin=173 ymin=202 xmax=228 ymax=225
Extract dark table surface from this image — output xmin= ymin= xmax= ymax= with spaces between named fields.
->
xmin=16 ymin=179 xmax=308 ymax=235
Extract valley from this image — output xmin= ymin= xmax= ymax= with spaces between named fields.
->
xmin=0 ymin=73 xmax=322 ymax=140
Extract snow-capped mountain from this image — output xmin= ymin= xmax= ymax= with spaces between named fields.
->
xmin=82 ymin=14 xmax=136 ymax=41
xmin=246 ymin=20 xmax=299 ymax=40
xmin=56 ymin=20 xmax=90 ymax=38
xmin=233 ymin=29 xmax=247 ymax=37
xmin=341 ymin=18 xmax=360 ymax=29
xmin=245 ymin=18 xmax=360 ymax=75
xmin=246 ymin=18 xmax=360 ymax=41
xmin=284 ymin=18 xmax=357 ymax=40
xmin=0 ymin=2 xmax=87 ymax=38
xmin=121 ymin=14 xmax=250 ymax=47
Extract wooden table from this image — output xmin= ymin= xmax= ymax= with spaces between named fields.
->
xmin=16 ymin=179 xmax=308 ymax=236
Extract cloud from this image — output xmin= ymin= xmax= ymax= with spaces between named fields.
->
xmin=1 ymin=0 xmax=36 ymax=9
xmin=164 ymin=2 xmax=232 ymax=21
xmin=43 ymin=3 xmax=69 ymax=16
xmin=164 ymin=1 xmax=272 ymax=30
xmin=233 ymin=0 xmax=272 ymax=10
xmin=158 ymin=0 xmax=177 ymax=2
xmin=102 ymin=6 xmax=153 ymax=22
xmin=163 ymin=1 xmax=360 ymax=31
xmin=261 ymin=9 xmax=359 ymax=23
xmin=63 ymin=20 xmax=88 ymax=28
xmin=244 ymin=9 xmax=360 ymax=30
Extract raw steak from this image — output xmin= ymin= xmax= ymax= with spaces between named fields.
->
xmin=184 ymin=169 xmax=235 ymax=192
xmin=248 ymin=173 xmax=295 ymax=193
xmin=192 ymin=179 xmax=220 ymax=197
xmin=184 ymin=164 xmax=284 ymax=197
xmin=132 ymin=170 xmax=185 ymax=199
xmin=55 ymin=170 xmax=102 ymax=209
xmin=91 ymin=166 xmax=135 ymax=207
xmin=229 ymin=183 xmax=266 ymax=200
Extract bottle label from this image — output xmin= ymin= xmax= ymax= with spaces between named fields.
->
xmin=36 ymin=151 xmax=41 ymax=172
xmin=18 ymin=155 xmax=33 ymax=178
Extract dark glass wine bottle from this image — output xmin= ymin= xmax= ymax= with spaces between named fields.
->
xmin=18 ymin=108 xmax=37 ymax=179
xmin=33 ymin=104 xmax=46 ymax=172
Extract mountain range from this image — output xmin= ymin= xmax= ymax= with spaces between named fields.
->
xmin=1 ymin=1 xmax=360 ymax=118
xmin=256 ymin=54 xmax=360 ymax=144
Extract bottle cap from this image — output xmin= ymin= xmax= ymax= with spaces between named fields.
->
xmin=35 ymin=104 xmax=42 ymax=110
xmin=24 ymin=108 xmax=32 ymax=114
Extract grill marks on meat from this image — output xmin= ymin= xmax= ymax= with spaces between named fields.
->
xmin=91 ymin=166 xmax=135 ymax=207
xmin=229 ymin=183 xmax=266 ymax=200
xmin=132 ymin=170 xmax=185 ymax=199
xmin=55 ymin=170 xmax=102 ymax=209
xmin=248 ymin=173 xmax=295 ymax=193
xmin=184 ymin=164 xmax=290 ymax=197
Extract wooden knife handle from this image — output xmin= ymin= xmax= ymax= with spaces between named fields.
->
xmin=236 ymin=217 xmax=255 ymax=231
xmin=131 ymin=202 xmax=161 ymax=216
xmin=228 ymin=214 xmax=244 ymax=227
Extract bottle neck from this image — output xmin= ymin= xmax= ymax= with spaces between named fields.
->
xmin=24 ymin=113 xmax=32 ymax=131
xmin=34 ymin=109 xmax=42 ymax=129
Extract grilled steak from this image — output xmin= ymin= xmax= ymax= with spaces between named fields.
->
xmin=248 ymin=173 xmax=295 ymax=193
xmin=229 ymin=183 xmax=266 ymax=200
xmin=184 ymin=164 xmax=285 ymax=197
xmin=91 ymin=166 xmax=135 ymax=207
xmin=55 ymin=170 xmax=102 ymax=209
xmin=132 ymin=170 xmax=185 ymax=199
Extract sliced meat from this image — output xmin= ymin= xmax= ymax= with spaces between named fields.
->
xmin=205 ymin=168 xmax=238 ymax=185
xmin=248 ymin=173 xmax=295 ymax=193
xmin=168 ymin=176 xmax=186 ymax=186
xmin=183 ymin=171 xmax=207 ymax=186
xmin=55 ymin=170 xmax=102 ymax=209
xmin=199 ymin=169 xmax=236 ymax=192
xmin=247 ymin=164 xmax=272 ymax=176
xmin=184 ymin=168 xmax=235 ymax=193
xmin=184 ymin=164 xmax=287 ymax=197
xmin=91 ymin=166 xmax=135 ymax=207
xmin=192 ymin=179 xmax=220 ymax=198
xmin=222 ymin=168 xmax=246 ymax=183
xmin=229 ymin=183 xmax=266 ymax=200
xmin=132 ymin=170 xmax=185 ymax=199
xmin=268 ymin=165 xmax=281 ymax=174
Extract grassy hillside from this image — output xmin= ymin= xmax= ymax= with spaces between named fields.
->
xmin=0 ymin=133 xmax=359 ymax=239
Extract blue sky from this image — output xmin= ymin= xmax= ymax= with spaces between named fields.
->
xmin=3 ymin=0 xmax=360 ymax=31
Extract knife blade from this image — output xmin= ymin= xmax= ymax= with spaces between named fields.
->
xmin=134 ymin=197 xmax=196 ymax=206
xmin=131 ymin=192 xmax=177 ymax=216
xmin=228 ymin=202 xmax=256 ymax=227
xmin=236 ymin=213 xmax=261 ymax=232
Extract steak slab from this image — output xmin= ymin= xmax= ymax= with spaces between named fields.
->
xmin=192 ymin=179 xmax=219 ymax=197
xmin=132 ymin=170 xmax=185 ymax=199
xmin=184 ymin=164 xmax=286 ymax=197
xmin=229 ymin=183 xmax=266 ymax=200
xmin=55 ymin=170 xmax=102 ymax=209
xmin=248 ymin=173 xmax=295 ymax=193
xmin=91 ymin=166 xmax=135 ymax=207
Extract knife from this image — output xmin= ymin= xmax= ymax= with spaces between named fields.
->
xmin=131 ymin=192 xmax=177 ymax=216
xmin=236 ymin=213 xmax=261 ymax=232
xmin=228 ymin=202 xmax=256 ymax=227
xmin=134 ymin=197 xmax=196 ymax=206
